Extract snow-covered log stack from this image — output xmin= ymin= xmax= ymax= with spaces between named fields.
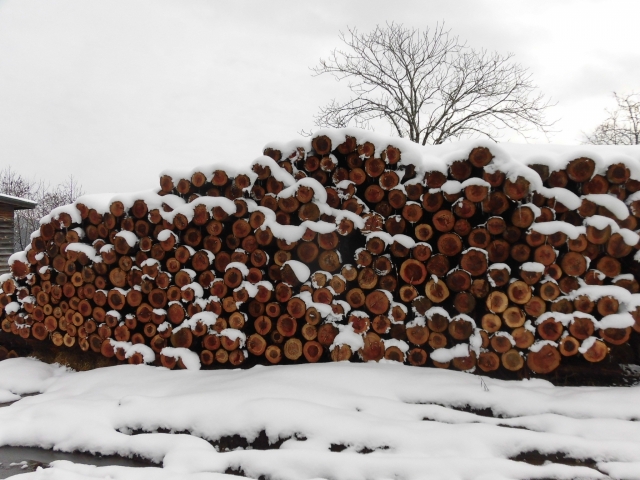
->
xmin=3 ymin=129 xmax=640 ymax=376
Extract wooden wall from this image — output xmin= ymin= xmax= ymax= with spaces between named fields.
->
xmin=0 ymin=204 xmax=14 ymax=275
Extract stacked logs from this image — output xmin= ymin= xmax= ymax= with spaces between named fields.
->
xmin=3 ymin=131 xmax=640 ymax=376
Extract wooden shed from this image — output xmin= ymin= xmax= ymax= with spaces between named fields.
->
xmin=0 ymin=194 xmax=37 ymax=275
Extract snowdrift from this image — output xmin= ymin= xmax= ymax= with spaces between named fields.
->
xmin=2 ymin=128 xmax=640 ymax=377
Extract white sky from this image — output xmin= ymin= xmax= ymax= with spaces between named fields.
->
xmin=0 ymin=0 xmax=638 ymax=194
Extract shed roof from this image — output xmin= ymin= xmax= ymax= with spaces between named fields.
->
xmin=0 ymin=193 xmax=37 ymax=210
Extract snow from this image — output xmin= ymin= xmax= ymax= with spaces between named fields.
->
xmin=431 ymin=344 xmax=470 ymax=363
xmin=64 ymin=243 xmax=102 ymax=263
xmin=578 ymin=337 xmax=599 ymax=354
xmin=251 ymin=156 xmax=296 ymax=186
xmin=109 ymin=340 xmax=156 ymax=364
xmin=282 ymin=260 xmax=311 ymax=283
xmin=278 ymin=177 xmax=327 ymax=203
xmin=173 ymin=311 xmax=219 ymax=334
xmin=583 ymin=194 xmax=630 ymax=220
xmin=330 ymin=324 xmax=364 ymax=353
xmin=583 ymin=215 xmax=639 ymax=245
xmin=156 ymin=230 xmax=177 ymax=243
xmin=114 ymin=231 xmax=139 ymax=248
xmin=564 ymin=285 xmax=632 ymax=304
xmin=181 ymin=282 xmax=204 ymax=299
xmin=224 ymin=262 xmax=248 ymax=276
xmin=488 ymin=263 xmax=511 ymax=273
xmin=158 ymin=347 xmax=201 ymax=371
xmin=452 ymin=313 xmax=476 ymax=327
xmin=2 ymin=358 xmax=640 ymax=478
xmin=7 ymin=251 xmax=27 ymax=266
xmin=219 ymin=329 xmax=246 ymax=348
xmin=529 ymin=221 xmax=584 ymax=239
xmin=535 ymin=312 xmax=568 ymax=326
xmin=529 ymin=340 xmax=559 ymax=353
xmin=520 ymin=262 xmax=545 ymax=273
xmin=597 ymin=313 xmax=635 ymax=329
xmin=382 ymin=338 xmax=409 ymax=353
xmin=4 ymin=302 xmax=21 ymax=314
xmin=493 ymin=331 xmax=516 ymax=345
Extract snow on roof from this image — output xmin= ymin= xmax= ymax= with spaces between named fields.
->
xmin=0 ymin=193 xmax=37 ymax=210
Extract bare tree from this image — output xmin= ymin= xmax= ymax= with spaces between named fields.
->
xmin=0 ymin=168 xmax=84 ymax=251
xmin=312 ymin=23 xmax=555 ymax=145
xmin=584 ymin=92 xmax=640 ymax=145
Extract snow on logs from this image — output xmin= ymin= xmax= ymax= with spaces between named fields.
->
xmin=3 ymin=129 xmax=640 ymax=376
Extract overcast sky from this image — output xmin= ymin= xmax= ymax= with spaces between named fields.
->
xmin=0 ymin=0 xmax=639 ymax=195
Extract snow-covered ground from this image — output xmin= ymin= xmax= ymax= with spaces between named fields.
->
xmin=1 ymin=358 xmax=640 ymax=480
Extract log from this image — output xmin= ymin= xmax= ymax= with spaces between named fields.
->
xmin=582 ymin=339 xmax=608 ymax=363
xmin=382 ymin=345 xmax=404 ymax=363
xmin=600 ymin=327 xmax=631 ymax=345
xmin=596 ymin=256 xmax=621 ymax=278
xmin=312 ymin=135 xmax=332 ymax=155
xmin=448 ymin=319 xmax=473 ymax=341
xmin=284 ymin=338 xmax=303 ymax=361
xmin=446 ymin=270 xmax=471 ymax=292
xmin=502 ymin=349 xmax=524 ymax=371
xmin=524 ymin=296 xmax=546 ymax=317
xmin=265 ymin=345 xmax=282 ymax=364
xmin=317 ymin=324 xmax=338 ymax=347
xmin=407 ymin=348 xmax=428 ymax=366
xmin=482 ymin=192 xmax=510 ymax=215
xmin=540 ymin=282 xmax=560 ymax=301
xmin=361 ymin=332 xmax=384 ymax=362
xmin=372 ymin=314 xmax=391 ymax=334
xmin=301 ymin=323 xmax=317 ymax=341
xmin=527 ymin=344 xmax=561 ymax=374
xmin=365 ymin=290 xmax=390 ymax=315
xmin=303 ymin=341 xmax=323 ymax=362
xmin=428 ymin=332 xmax=447 ymax=349
xmin=215 ymin=349 xmax=229 ymax=364
xmin=511 ymin=206 xmax=535 ymax=228
xmin=573 ymin=295 xmax=596 ymax=313
xmin=586 ymin=224 xmax=611 ymax=245
xmin=569 ymin=317 xmax=595 ymax=340
xmin=486 ymin=291 xmax=508 ymax=313
xmin=607 ymin=163 xmax=630 ymax=184
xmin=503 ymin=306 xmax=525 ymax=328
xmin=468 ymin=146 xmax=493 ymax=167
xmin=595 ymin=296 xmax=619 ymax=317
xmin=487 ymin=239 xmax=510 ymax=263
xmin=560 ymin=252 xmax=587 ymax=277
xmin=460 ymin=249 xmax=487 ymax=277
xmin=481 ymin=313 xmax=501 ymax=332
xmin=399 ymin=259 xmax=427 ymax=285
xmin=452 ymin=292 xmax=474 ymax=314
xmin=478 ymin=351 xmax=500 ymax=372
xmin=512 ymin=327 xmax=535 ymax=349
xmin=425 ymin=279 xmax=449 ymax=303
xmin=406 ymin=325 xmax=429 ymax=345
xmin=606 ymin=233 xmax=633 ymax=258
xmin=345 ymin=288 xmax=366 ymax=309
xmin=432 ymin=210 xmax=455 ymax=232
xmin=446 ymin=159 xmax=472 ymax=181
xmin=437 ymin=233 xmax=463 ymax=256
xmin=566 ymin=157 xmax=595 ymax=182
xmin=507 ymin=281 xmax=532 ymax=305
xmin=276 ymin=314 xmax=297 ymax=337
xmin=331 ymin=344 xmax=352 ymax=362
xmin=415 ymin=224 xmax=434 ymax=242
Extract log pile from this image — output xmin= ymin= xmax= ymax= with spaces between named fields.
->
xmin=3 ymin=130 xmax=640 ymax=376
